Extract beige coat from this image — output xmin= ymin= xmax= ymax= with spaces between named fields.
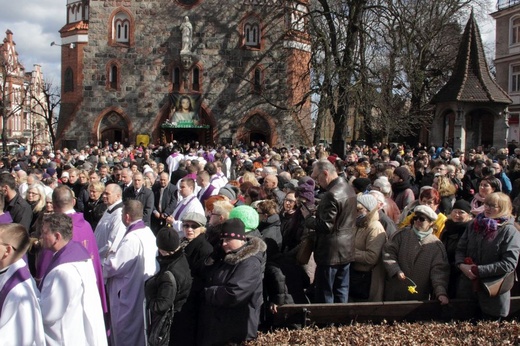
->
xmin=352 ymin=210 xmax=387 ymax=301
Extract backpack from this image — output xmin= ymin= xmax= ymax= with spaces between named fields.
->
xmin=147 ymin=271 xmax=177 ymax=346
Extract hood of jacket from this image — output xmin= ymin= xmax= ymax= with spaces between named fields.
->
xmin=223 ymin=236 xmax=267 ymax=266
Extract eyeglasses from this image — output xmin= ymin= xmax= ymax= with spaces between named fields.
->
xmin=182 ymin=223 xmax=199 ymax=229
xmin=413 ymin=215 xmax=429 ymax=222
xmin=284 ymin=199 xmax=296 ymax=203
xmin=1 ymin=243 xmax=17 ymax=251
xmin=484 ymin=203 xmax=499 ymax=209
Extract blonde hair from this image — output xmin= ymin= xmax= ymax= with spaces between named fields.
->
xmin=435 ymin=176 xmax=457 ymax=197
xmin=27 ymin=183 xmax=47 ymax=213
xmin=212 ymin=200 xmax=234 ymax=219
xmin=485 ymin=192 xmax=512 ymax=218
xmin=242 ymin=172 xmax=260 ymax=186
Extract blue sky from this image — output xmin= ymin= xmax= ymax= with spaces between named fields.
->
xmin=0 ymin=0 xmax=497 ymax=89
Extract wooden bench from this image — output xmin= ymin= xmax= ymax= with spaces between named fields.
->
xmin=274 ymin=297 xmax=520 ymax=326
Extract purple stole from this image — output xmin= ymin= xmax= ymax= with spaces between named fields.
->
xmin=38 ymin=241 xmax=91 ymax=291
xmin=170 ymin=153 xmax=179 ymax=158
xmin=0 ymin=264 xmax=32 ymax=318
xmin=36 ymin=212 xmax=108 ymax=313
xmin=125 ymin=220 xmax=146 ymax=236
xmin=0 ymin=212 xmax=13 ymax=224
xmin=198 ymin=185 xmax=216 ymax=206
xmin=174 ymin=196 xmax=196 ymax=220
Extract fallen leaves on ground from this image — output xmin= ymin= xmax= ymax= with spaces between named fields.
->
xmin=245 ymin=320 xmax=520 ymax=345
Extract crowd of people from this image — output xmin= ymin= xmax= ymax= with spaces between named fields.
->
xmin=1 ymin=139 xmax=520 ymax=345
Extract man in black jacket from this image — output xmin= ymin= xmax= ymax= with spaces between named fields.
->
xmin=122 ymin=172 xmax=154 ymax=226
xmin=305 ymin=160 xmax=357 ymax=303
xmin=0 ymin=173 xmax=32 ymax=230
xmin=151 ymin=172 xmax=178 ymax=234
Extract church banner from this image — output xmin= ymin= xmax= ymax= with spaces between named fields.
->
xmin=168 ymin=93 xmax=202 ymax=127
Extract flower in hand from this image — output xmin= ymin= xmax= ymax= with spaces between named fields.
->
xmin=405 ymin=277 xmax=418 ymax=294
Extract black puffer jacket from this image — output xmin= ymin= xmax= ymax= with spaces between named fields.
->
xmin=198 ymin=237 xmax=267 ymax=346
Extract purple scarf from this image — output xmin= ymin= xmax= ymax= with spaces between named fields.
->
xmin=38 ymin=241 xmax=91 ymax=290
xmin=125 ymin=220 xmax=146 ymax=236
xmin=472 ymin=213 xmax=509 ymax=241
xmin=0 ymin=263 xmax=32 ymax=318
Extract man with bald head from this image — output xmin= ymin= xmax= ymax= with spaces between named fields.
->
xmin=122 ymin=171 xmax=154 ymax=226
xmin=0 ymin=223 xmax=45 ymax=344
xmin=95 ymin=183 xmax=126 ymax=259
xmin=263 ymin=174 xmax=285 ymax=206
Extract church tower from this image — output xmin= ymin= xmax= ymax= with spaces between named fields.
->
xmin=56 ymin=0 xmax=312 ymax=148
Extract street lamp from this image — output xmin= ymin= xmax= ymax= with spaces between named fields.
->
xmin=50 ymin=41 xmax=75 ymax=49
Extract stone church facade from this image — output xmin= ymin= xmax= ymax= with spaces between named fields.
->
xmin=56 ymin=0 xmax=312 ymax=149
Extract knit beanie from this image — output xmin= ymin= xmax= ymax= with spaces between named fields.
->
xmin=452 ymin=199 xmax=471 ymax=214
xmin=220 ymin=218 xmax=247 ymax=241
xmin=156 ymin=227 xmax=180 ymax=251
xmin=393 ymin=167 xmax=410 ymax=181
xmin=296 ymin=176 xmax=315 ymax=204
xmin=352 ymin=178 xmax=371 ymax=193
xmin=228 ymin=205 xmax=259 ymax=232
xmin=219 ymin=185 xmax=239 ymax=201
xmin=357 ymin=194 xmax=378 ymax=212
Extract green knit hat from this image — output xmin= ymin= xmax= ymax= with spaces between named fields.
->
xmin=228 ymin=205 xmax=259 ymax=232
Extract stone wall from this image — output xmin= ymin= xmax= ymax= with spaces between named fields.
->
xmin=60 ymin=0 xmax=312 ymax=147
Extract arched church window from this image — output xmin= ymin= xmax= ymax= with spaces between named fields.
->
xmin=64 ymin=67 xmax=74 ymax=92
xmin=110 ymin=65 xmax=118 ymax=90
xmin=253 ymin=68 xmax=262 ymax=94
xmin=243 ymin=19 xmax=261 ymax=49
xmin=113 ymin=12 xmax=131 ymax=44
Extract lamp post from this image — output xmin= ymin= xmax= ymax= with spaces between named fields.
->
xmin=50 ymin=41 xmax=76 ymax=49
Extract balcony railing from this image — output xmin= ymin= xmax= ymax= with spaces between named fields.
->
xmin=498 ymin=0 xmax=520 ymax=10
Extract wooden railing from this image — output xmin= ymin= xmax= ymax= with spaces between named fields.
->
xmin=274 ymin=297 xmax=520 ymax=327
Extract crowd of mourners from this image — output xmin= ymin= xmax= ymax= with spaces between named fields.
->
xmin=1 ymin=138 xmax=520 ymax=345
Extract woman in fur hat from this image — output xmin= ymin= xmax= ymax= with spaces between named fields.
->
xmin=198 ymin=219 xmax=266 ymax=346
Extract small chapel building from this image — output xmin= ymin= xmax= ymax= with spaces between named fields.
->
xmin=430 ymin=11 xmax=512 ymax=152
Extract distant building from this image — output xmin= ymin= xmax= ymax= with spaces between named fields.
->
xmin=492 ymin=0 xmax=520 ymax=144
xmin=55 ymin=0 xmax=312 ymax=149
xmin=0 ymin=30 xmax=48 ymax=148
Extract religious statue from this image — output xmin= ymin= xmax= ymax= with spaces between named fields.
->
xmin=180 ymin=16 xmax=192 ymax=53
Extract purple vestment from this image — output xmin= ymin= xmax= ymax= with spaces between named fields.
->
xmin=0 ymin=264 xmax=31 ymax=319
xmin=36 ymin=212 xmax=108 ymax=312
xmin=0 ymin=212 xmax=13 ymax=224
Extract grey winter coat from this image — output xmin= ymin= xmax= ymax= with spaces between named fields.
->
xmin=455 ymin=217 xmax=520 ymax=317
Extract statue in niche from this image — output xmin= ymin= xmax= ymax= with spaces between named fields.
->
xmin=180 ymin=16 xmax=192 ymax=53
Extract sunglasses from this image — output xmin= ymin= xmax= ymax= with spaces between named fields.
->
xmin=413 ymin=215 xmax=430 ymax=222
xmin=182 ymin=223 xmax=199 ymax=229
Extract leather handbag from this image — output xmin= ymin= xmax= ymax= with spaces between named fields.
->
xmin=296 ymin=232 xmax=315 ymax=265
xmin=481 ymin=271 xmax=516 ymax=297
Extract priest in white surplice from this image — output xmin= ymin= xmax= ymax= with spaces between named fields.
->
xmin=39 ymin=213 xmax=107 ymax=346
xmin=166 ymin=177 xmax=204 ymax=238
xmin=95 ymin=183 xmax=126 ymax=260
xmin=0 ymin=223 xmax=45 ymax=346
xmin=104 ymin=200 xmax=158 ymax=346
